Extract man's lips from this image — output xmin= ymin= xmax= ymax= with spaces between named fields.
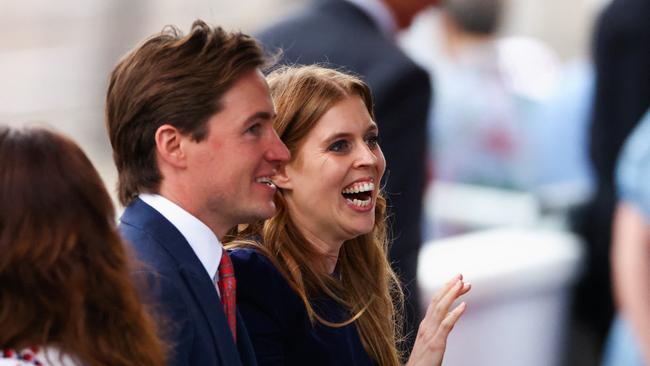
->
xmin=255 ymin=176 xmax=276 ymax=189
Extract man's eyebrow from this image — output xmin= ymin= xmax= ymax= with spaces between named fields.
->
xmin=247 ymin=111 xmax=275 ymax=122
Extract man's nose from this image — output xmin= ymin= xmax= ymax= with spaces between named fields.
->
xmin=266 ymin=130 xmax=290 ymax=164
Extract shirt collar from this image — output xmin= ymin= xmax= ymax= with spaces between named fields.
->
xmin=343 ymin=0 xmax=398 ymax=37
xmin=139 ymin=193 xmax=222 ymax=281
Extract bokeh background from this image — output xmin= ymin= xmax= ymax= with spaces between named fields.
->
xmin=0 ymin=1 xmax=622 ymax=365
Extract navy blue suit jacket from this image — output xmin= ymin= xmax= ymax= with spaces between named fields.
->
xmin=231 ymin=248 xmax=375 ymax=366
xmin=119 ymin=198 xmax=257 ymax=366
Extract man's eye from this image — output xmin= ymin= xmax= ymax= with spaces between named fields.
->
xmin=328 ymin=140 xmax=350 ymax=152
xmin=246 ymin=123 xmax=261 ymax=135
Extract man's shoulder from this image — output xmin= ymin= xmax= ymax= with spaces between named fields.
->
xmin=118 ymin=200 xmax=181 ymax=272
xmin=258 ymin=4 xmax=413 ymax=80
xmin=258 ymin=0 xmax=387 ymax=51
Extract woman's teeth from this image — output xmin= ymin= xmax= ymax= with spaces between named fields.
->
xmin=345 ymin=197 xmax=372 ymax=207
xmin=342 ymin=182 xmax=374 ymax=194
xmin=342 ymin=181 xmax=374 ymax=208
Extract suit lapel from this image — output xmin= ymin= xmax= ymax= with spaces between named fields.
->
xmin=121 ymin=199 xmax=244 ymax=365
xmin=179 ymin=266 xmax=243 ymax=366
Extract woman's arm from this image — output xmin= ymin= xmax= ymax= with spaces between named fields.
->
xmin=611 ymin=202 xmax=650 ymax=364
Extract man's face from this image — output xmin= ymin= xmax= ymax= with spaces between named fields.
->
xmin=183 ymin=69 xmax=290 ymax=233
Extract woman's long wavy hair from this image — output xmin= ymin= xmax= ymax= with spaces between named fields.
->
xmin=0 ymin=127 xmax=166 ymax=366
xmin=227 ymin=65 xmax=405 ymax=366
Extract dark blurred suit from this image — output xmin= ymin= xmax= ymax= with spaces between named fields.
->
xmin=573 ymin=0 xmax=650 ymax=344
xmin=257 ymin=0 xmax=432 ymax=348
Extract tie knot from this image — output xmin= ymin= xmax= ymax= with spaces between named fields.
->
xmin=219 ymin=251 xmax=235 ymax=279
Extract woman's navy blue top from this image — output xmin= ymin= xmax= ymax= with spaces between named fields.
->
xmin=230 ymin=248 xmax=376 ymax=366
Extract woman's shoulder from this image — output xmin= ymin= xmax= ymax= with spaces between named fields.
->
xmin=229 ymin=247 xmax=292 ymax=295
xmin=229 ymin=246 xmax=304 ymax=319
xmin=230 ymin=247 xmax=280 ymax=276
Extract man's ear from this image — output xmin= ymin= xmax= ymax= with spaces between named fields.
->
xmin=273 ymin=164 xmax=293 ymax=190
xmin=154 ymin=124 xmax=187 ymax=168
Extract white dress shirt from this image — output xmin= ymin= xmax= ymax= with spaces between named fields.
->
xmin=343 ymin=0 xmax=398 ymax=37
xmin=139 ymin=194 xmax=223 ymax=283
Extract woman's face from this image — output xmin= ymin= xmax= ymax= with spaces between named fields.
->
xmin=275 ymin=95 xmax=386 ymax=245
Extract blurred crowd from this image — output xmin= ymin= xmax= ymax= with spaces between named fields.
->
xmin=1 ymin=0 xmax=649 ymax=365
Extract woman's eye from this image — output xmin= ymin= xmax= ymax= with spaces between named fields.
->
xmin=366 ymin=134 xmax=380 ymax=148
xmin=328 ymin=139 xmax=350 ymax=152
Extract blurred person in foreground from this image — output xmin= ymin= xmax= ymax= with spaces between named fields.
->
xmin=227 ymin=65 xmax=470 ymax=366
xmin=573 ymin=0 xmax=650 ymax=345
xmin=602 ymin=109 xmax=650 ymax=366
xmin=257 ymin=0 xmax=436 ymax=346
xmin=0 ymin=126 xmax=166 ymax=366
xmin=105 ymin=20 xmax=290 ymax=366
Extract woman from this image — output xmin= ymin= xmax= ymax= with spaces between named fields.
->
xmin=602 ymin=109 xmax=650 ymax=366
xmin=0 ymin=127 xmax=166 ymax=366
xmin=227 ymin=65 xmax=470 ymax=366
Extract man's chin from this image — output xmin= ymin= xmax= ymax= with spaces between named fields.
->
xmin=246 ymin=202 xmax=277 ymax=222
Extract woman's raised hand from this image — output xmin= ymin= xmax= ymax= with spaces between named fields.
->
xmin=406 ymin=274 xmax=471 ymax=366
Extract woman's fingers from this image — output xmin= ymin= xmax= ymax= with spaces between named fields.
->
xmin=426 ymin=274 xmax=462 ymax=317
xmin=460 ymin=282 xmax=471 ymax=296
xmin=424 ymin=277 xmax=471 ymax=327
xmin=436 ymin=302 xmax=467 ymax=340
xmin=432 ymin=279 xmax=465 ymax=321
xmin=432 ymin=274 xmax=462 ymax=302
xmin=406 ymin=277 xmax=470 ymax=366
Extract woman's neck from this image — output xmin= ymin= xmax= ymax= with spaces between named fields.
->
xmin=298 ymin=226 xmax=343 ymax=274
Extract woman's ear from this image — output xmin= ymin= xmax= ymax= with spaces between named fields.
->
xmin=273 ymin=164 xmax=293 ymax=190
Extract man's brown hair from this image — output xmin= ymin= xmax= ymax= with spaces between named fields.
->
xmin=106 ymin=19 xmax=266 ymax=206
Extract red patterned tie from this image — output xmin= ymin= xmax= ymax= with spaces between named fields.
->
xmin=217 ymin=251 xmax=237 ymax=341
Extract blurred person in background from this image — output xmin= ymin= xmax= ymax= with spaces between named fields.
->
xmin=428 ymin=0 xmax=532 ymax=190
xmin=0 ymin=126 xmax=166 ymax=366
xmin=572 ymin=0 xmax=650 ymax=349
xmin=256 ymin=0 xmax=437 ymax=349
xmin=401 ymin=0 xmax=568 ymax=191
xmin=602 ymin=108 xmax=650 ymax=366
xmin=227 ymin=65 xmax=470 ymax=366
xmin=105 ymin=20 xmax=290 ymax=366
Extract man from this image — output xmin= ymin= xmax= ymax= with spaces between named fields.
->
xmin=105 ymin=20 xmax=290 ymax=366
xmin=257 ymin=0 xmax=437 ymax=349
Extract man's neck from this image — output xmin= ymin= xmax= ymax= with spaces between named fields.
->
xmin=381 ymin=0 xmax=435 ymax=30
xmin=156 ymin=187 xmax=230 ymax=239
